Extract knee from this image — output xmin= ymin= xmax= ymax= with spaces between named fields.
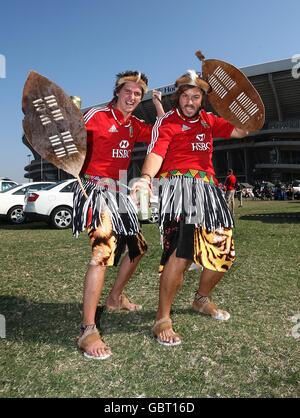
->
xmin=90 ymin=246 xmax=112 ymax=266
xmin=173 ymin=257 xmax=190 ymax=273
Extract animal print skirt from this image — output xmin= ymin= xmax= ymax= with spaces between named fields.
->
xmin=158 ymin=174 xmax=235 ymax=272
xmin=159 ymin=219 xmax=235 ymax=273
xmin=72 ymin=175 xmax=147 ymax=266
xmin=88 ymin=211 xmax=148 ymax=267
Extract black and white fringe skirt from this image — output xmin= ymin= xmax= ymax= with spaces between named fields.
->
xmin=159 ymin=176 xmax=234 ymax=232
xmin=72 ymin=178 xmax=139 ymax=237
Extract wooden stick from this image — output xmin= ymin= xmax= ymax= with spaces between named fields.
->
xmin=195 ymin=50 xmax=205 ymax=62
xmin=76 ymin=175 xmax=88 ymax=199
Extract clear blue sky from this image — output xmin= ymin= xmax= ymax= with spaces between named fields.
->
xmin=1 ymin=0 xmax=300 ymax=183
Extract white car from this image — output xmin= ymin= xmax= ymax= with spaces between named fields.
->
xmin=24 ymin=179 xmax=76 ymax=229
xmin=0 ymin=182 xmax=55 ymax=224
xmin=138 ymin=194 xmax=159 ymax=224
xmin=0 ymin=177 xmax=19 ymax=192
xmin=148 ymin=195 xmax=159 ymax=223
xmin=239 ymin=182 xmax=254 ymax=198
xmin=292 ymin=180 xmax=300 ymax=198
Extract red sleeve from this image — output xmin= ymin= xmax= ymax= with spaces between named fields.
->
xmin=147 ymin=117 xmax=173 ymax=158
xmin=206 ymin=113 xmax=235 ymax=139
xmin=84 ymin=109 xmax=100 ymax=135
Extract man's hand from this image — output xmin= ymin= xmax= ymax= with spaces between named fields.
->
xmin=152 ymin=89 xmax=162 ymax=103
xmin=131 ymin=178 xmax=152 ymax=205
xmin=230 ymin=127 xmax=249 ymax=138
xmin=152 ymin=90 xmax=164 ymax=118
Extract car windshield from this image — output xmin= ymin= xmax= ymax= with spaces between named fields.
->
xmin=42 ymin=180 xmax=72 ymax=190
xmin=0 ymin=184 xmax=19 ymax=193
xmin=240 ymin=183 xmax=253 ymax=188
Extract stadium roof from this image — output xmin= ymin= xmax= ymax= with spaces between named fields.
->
xmin=126 ymin=58 xmax=300 ymax=128
xmin=89 ymin=58 xmax=300 ymax=129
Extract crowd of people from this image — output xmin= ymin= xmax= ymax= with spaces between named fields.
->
xmin=219 ymin=178 xmax=298 ymax=203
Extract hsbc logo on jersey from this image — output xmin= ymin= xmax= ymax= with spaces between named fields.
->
xmin=192 ymin=134 xmax=210 ymax=151
xmin=112 ymin=140 xmax=131 ymax=158
xmin=196 ymin=134 xmax=205 ymax=142
xmin=119 ymin=140 xmax=129 ymax=149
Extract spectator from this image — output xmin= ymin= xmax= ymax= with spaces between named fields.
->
xmin=73 ymin=71 xmax=165 ymax=360
xmin=133 ymin=70 xmax=249 ymax=346
xmin=225 ymin=169 xmax=237 ymax=215
xmin=236 ymin=182 xmax=243 ymax=207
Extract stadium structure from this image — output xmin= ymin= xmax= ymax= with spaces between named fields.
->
xmin=24 ymin=58 xmax=300 ymax=184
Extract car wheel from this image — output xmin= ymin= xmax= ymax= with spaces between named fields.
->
xmin=7 ymin=206 xmax=26 ymax=224
xmin=50 ymin=206 xmax=72 ymax=229
xmin=148 ymin=210 xmax=159 ymax=223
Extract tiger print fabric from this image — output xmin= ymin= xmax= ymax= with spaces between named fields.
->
xmin=159 ymin=220 xmax=235 ymax=273
xmin=88 ymin=212 xmax=117 ymax=266
xmin=194 ymin=227 xmax=235 ymax=272
xmin=88 ymin=212 xmax=147 ymax=267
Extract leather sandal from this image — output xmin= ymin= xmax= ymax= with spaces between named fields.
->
xmin=152 ymin=317 xmax=181 ymax=346
xmin=77 ymin=325 xmax=112 ymax=360
xmin=192 ymin=294 xmax=230 ymax=321
xmin=106 ymin=294 xmax=142 ymax=312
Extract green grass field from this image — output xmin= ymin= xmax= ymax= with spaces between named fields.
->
xmin=0 ymin=200 xmax=299 ymax=398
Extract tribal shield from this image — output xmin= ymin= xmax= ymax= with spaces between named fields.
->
xmin=195 ymin=51 xmax=265 ymax=132
xmin=22 ymin=71 xmax=86 ymax=177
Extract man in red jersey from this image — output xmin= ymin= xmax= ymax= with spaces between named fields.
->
xmin=224 ymin=169 xmax=237 ymax=215
xmin=75 ymin=71 xmax=164 ymax=359
xmin=134 ymin=70 xmax=249 ymax=346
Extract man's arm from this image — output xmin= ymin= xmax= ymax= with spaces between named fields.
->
xmin=133 ymin=113 xmax=171 ymax=195
xmin=152 ymin=90 xmax=165 ymax=118
xmin=211 ymin=114 xmax=249 ymax=139
xmin=131 ymin=152 xmax=163 ymax=196
xmin=141 ymin=152 xmax=164 ymax=180
xmin=230 ymin=127 xmax=249 ymax=138
xmin=136 ymin=90 xmax=165 ymax=143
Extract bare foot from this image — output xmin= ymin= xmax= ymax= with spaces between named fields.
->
xmin=106 ymin=294 xmax=142 ymax=312
xmin=84 ymin=338 xmax=112 ymax=359
xmin=152 ymin=318 xmax=181 ymax=346
xmin=78 ymin=325 xmax=112 ymax=360
xmin=156 ymin=328 xmax=181 ymax=346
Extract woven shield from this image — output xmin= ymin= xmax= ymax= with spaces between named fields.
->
xmin=196 ymin=51 xmax=265 ymax=131
xmin=22 ymin=71 xmax=86 ymax=177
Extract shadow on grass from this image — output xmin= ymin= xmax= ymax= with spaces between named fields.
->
xmin=1 ymin=296 xmax=196 ymax=346
xmin=0 ymin=296 xmax=197 ymax=347
xmin=240 ymin=212 xmax=300 ymax=223
xmin=0 ymin=221 xmax=53 ymax=230
xmin=0 ymin=296 xmax=81 ymax=346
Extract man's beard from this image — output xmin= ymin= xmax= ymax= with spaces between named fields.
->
xmin=180 ymin=105 xmax=201 ymax=119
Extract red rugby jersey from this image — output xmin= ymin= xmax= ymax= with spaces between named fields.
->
xmin=81 ymin=104 xmax=152 ymax=179
xmin=225 ymin=174 xmax=237 ymax=190
xmin=148 ymin=108 xmax=235 ymax=177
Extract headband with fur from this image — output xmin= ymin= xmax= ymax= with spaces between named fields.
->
xmin=116 ymin=72 xmax=148 ymax=94
xmin=175 ymin=69 xmax=210 ymax=93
